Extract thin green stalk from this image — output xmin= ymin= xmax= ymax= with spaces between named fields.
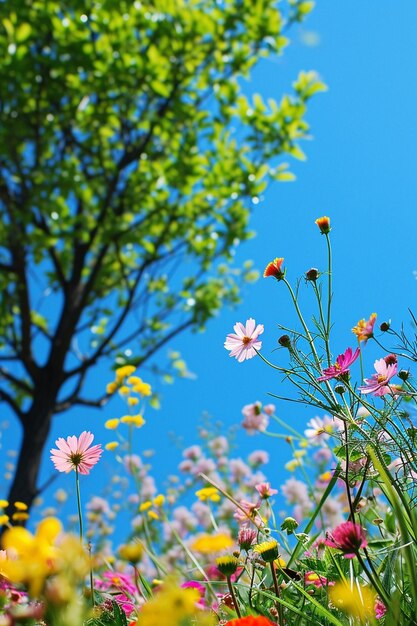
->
xmin=312 ymin=281 xmax=331 ymax=365
xmin=283 ymin=278 xmax=321 ymax=371
xmin=226 ymin=577 xmax=241 ymax=618
xmin=324 ymin=233 xmax=332 ymax=343
xmin=270 ymin=562 xmax=284 ymax=625
xmin=75 ymin=467 xmax=83 ymax=543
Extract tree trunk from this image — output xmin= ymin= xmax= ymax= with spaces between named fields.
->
xmin=4 ymin=393 xmax=55 ymax=528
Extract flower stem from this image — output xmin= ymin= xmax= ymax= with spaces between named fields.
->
xmin=226 ymin=576 xmax=241 ymax=618
xmin=75 ymin=467 xmax=83 ymax=543
xmin=270 ymin=562 xmax=284 ymax=625
xmin=325 ymin=233 xmax=332 ymax=343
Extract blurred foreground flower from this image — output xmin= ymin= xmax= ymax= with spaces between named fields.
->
xmin=224 ymin=318 xmax=263 ymax=362
xmin=329 ymin=581 xmax=376 ymax=623
xmin=50 ymin=431 xmax=102 ymax=475
xmin=0 ymin=517 xmax=62 ymax=596
xmin=226 ymin=618 xmax=276 ymax=626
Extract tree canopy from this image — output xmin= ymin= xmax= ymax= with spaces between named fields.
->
xmin=0 ymin=0 xmax=325 ymax=515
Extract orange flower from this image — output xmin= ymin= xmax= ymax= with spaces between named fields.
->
xmin=315 ymin=216 xmax=331 ymax=234
xmin=352 ymin=313 xmax=377 ymax=344
xmin=263 ymin=257 xmax=285 ymax=280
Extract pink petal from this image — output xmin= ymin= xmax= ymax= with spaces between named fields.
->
xmin=233 ymin=323 xmax=246 ymax=338
xmin=78 ymin=431 xmax=94 ymax=453
xmin=245 ymin=318 xmax=256 ymax=337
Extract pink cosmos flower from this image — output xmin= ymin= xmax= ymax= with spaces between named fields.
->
xmin=359 ymin=356 xmax=398 ymax=396
xmin=224 ymin=318 xmax=264 ymax=362
xmin=50 ymin=431 xmax=102 ymax=475
xmin=324 ymin=521 xmax=367 ymax=558
xmin=241 ymin=401 xmax=269 ymax=434
xmin=255 ymin=482 xmax=278 ymax=499
xmin=317 ymin=347 xmax=360 ymax=382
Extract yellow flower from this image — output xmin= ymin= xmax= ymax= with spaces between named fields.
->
xmin=118 ymin=385 xmax=130 ymax=396
xmin=216 ymin=555 xmax=239 ymax=576
xmin=153 ymin=494 xmax=165 ymax=507
xmin=137 ymin=581 xmax=207 ymax=626
xmin=12 ymin=512 xmax=29 ymax=522
xmin=132 ymin=381 xmax=152 ymax=396
xmin=120 ymin=414 xmax=145 ymax=428
xmin=0 ymin=514 xmax=9 ymax=525
xmin=105 ymin=441 xmax=119 ymax=451
xmin=14 ymin=501 xmax=28 ymax=511
xmin=139 ymin=501 xmax=152 ymax=512
xmin=285 ymin=459 xmax=300 ymax=472
xmin=319 ymin=471 xmax=332 ymax=482
xmin=0 ymin=500 xmax=9 ymax=508
xmin=115 ymin=365 xmax=136 ymax=380
xmin=118 ymin=542 xmax=143 ymax=563
xmin=329 ymin=581 xmax=376 ymax=623
xmin=191 ymin=532 xmax=234 ymax=554
xmin=254 ymin=540 xmax=279 ymax=562
xmin=106 ymin=382 xmax=118 ymax=394
xmin=127 ymin=397 xmax=139 ymax=406
xmin=127 ymin=376 xmax=142 ymax=385
xmin=1 ymin=517 xmax=62 ymax=596
xmin=148 ymin=510 xmax=159 ymax=520
xmin=195 ymin=487 xmax=220 ymax=502
xmin=294 ymin=449 xmax=306 ymax=459
xmin=105 ymin=418 xmax=120 ymax=430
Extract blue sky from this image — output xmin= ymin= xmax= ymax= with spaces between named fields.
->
xmin=2 ymin=3 xmax=417 ymax=524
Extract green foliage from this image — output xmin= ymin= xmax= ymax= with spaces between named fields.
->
xmin=0 ymin=0 xmax=323 ymax=415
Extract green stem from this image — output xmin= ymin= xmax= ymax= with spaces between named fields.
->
xmin=270 ymin=562 xmax=284 ymax=625
xmin=325 ymin=233 xmax=332 ymax=343
xmin=75 ymin=467 xmax=83 ymax=543
xmin=227 ymin=576 xmax=241 ymax=618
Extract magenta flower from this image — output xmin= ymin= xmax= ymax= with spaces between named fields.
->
xmin=224 ymin=318 xmax=264 ymax=362
xmin=324 ymin=521 xmax=367 ymax=558
xmin=50 ymin=431 xmax=102 ymax=475
xmin=359 ymin=357 xmax=398 ymax=396
xmin=317 ymin=347 xmax=360 ymax=382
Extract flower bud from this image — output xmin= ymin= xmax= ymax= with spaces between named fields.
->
xmin=334 ymin=384 xmax=346 ymax=395
xmin=281 ymin=517 xmax=299 ymax=535
xmin=305 ymin=268 xmax=319 ymax=281
xmin=380 ymin=321 xmax=390 ymax=332
xmin=398 ymin=369 xmax=410 ymax=381
xmin=278 ymin=334 xmax=291 ymax=348
xmin=315 ymin=216 xmax=331 ymax=234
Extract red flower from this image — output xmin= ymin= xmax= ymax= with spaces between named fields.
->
xmin=226 ymin=616 xmax=276 ymax=626
xmin=263 ymin=257 xmax=285 ymax=280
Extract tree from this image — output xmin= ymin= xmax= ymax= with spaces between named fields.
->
xmin=0 ymin=0 xmax=325 ymax=519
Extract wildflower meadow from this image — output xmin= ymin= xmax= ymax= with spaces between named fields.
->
xmin=2 ymin=213 xmax=417 ymax=625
